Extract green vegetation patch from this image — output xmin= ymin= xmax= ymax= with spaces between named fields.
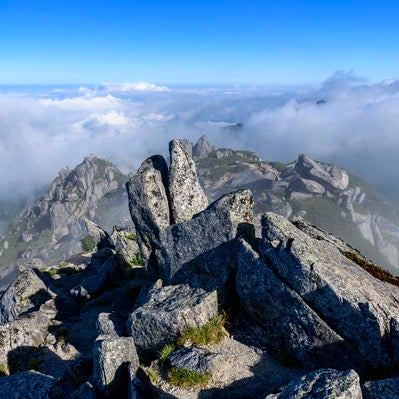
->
xmin=341 ymin=251 xmax=399 ymax=287
xmin=167 ymin=367 xmax=210 ymax=387
xmin=125 ymin=233 xmax=137 ymax=241
xmin=178 ymin=312 xmax=227 ymax=347
xmin=81 ymin=235 xmax=96 ymax=252
xmin=159 ymin=344 xmax=177 ymax=362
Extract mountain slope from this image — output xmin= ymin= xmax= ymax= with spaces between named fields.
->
xmin=0 ymin=156 xmax=131 ymax=273
xmin=194 ymin=135 xmax=399 ymax=273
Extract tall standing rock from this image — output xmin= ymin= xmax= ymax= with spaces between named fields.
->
xmin=168 ymin=139 xmax=208 ymax=224
xmin=126 ymin=155 xmax=170 ymax=273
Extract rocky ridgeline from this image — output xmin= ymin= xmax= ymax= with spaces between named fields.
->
xmin=194 ymin=135 xmax=399 ymax=272
xmin=1 ymin=139 xmax=399 ymax=397
xmin=0 ymin=156 xmax=131 ymax=282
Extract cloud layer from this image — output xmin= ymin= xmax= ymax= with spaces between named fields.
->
xmin=2 ymin=74 xmax=399 ymax=205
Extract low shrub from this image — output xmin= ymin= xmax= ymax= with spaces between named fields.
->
xmin=178 ymin=312 xmax=227 ymax=347
xmin=167 ymin=367 xmax=210 ymax=387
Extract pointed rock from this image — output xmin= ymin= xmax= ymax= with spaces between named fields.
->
xmin=168 ymin=139 xmax=208 ymax=224
xmin=193 ymin=135 xmax=214 ymax=160
xmin=126 ymin=155 xmax=170 ymax=271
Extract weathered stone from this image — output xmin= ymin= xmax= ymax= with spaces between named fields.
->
xmin=0 ymin=371 xmax=55 ymax=399
xmin=156 ymin=189 xmax=254 ymax=286
xmin=266 ymin=369 xmax=362 ymax=399
xmin=84 ymin=219 xmax=113 ymax=250
xmin=192 ymin=135 xmax=214 ymax=160
xmin=110 ymin=227 xmax=140 ymax=265
xmin=0 ymin=311 xmax=51 ymax=371
xmin=97 ymin=312 xmax=118 ymax=337
xmin=0 ymin=262 xmax=49 ymax=323
xmin=127 ymin=282 xmax=218 ymax=354
xmin=261 ymin=212 xmax=399 ymax=370
xmin=362 ymin=376 xmax=399 ymax=399
xmin=236 ymin=238 xmax=362 ymax=370
xmin=295 ymin=153 xmax=349 ymax=192
xmin=289 ymin=176 xmax=326 ymax=195
xmin=168 ymin=347 xmax=218 ymax=374
xmin=126 ymin=155 xmax=170 ymax=272
xmin=93 ymin=336 xmax=139 ymax=398
xmin=168 ymin=139 xmax=208 ymax=224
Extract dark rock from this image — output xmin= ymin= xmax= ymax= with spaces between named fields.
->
xmin=362 ymin=376 xmax=399 ymax=399
xmin=127 ymin=281 xmax=218 ymax=354
xmin=168 ymin=347 xmax=218 ymax=374
xmin=168 ymin=139 xmax=208 ymax=223
xmin=266 ymin=368 xmax=362 ymax=399
xmin=0 ymin=370 xmax=55 ymax=399
xmin=71 ymin=255 xmax=119 ymax=299
xmin=71 ymin=381 xmax=99 ymax=399
xmin=155 ymin=189 xmax=254 ymax=286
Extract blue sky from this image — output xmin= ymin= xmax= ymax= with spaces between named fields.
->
xmin=1 ymin=0 xmax=399 ymax=84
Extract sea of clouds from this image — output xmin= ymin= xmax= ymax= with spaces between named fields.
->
xmin=2 ymin=71 xmax=399 ymax=206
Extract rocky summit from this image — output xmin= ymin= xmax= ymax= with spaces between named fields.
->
xmin=1 ymin=138 xmax=399 ymax=397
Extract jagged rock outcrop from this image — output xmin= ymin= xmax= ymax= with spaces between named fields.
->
xmin=0 ymin=156 xmax=130 ymax=272
xmin=236 ymin=238 xmax=362 ymax=370
xmin=3 ymin=138 xmax=399 ymax=397
xmin=266 ymin=368 xmax=362 ymax=399
xmin=192 ymin=135 xmax=214 ymax=160
xmin=294 ymin=153 xmax=349 ymax=192
xmin=168 ymin=139 xmax=208 ymax=223
xmin=127 ymin=280 xmax=218 ymax=354
xmin=250 ymin=212 xmax=399 ymax=371
xmin=194 ymin=137 xmax=399 ymax=272
xmin=156 ymin=189 xmax=253 ymax=286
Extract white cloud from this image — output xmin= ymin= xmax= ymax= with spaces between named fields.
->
xmin=102 ymin=82 xmax=170 ymax=92
xmin=2 ymin=73 xmax=399 ymax=205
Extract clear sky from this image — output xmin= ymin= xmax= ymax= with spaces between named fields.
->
xmin=1 ymin=0 xmax=399 ymax=84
